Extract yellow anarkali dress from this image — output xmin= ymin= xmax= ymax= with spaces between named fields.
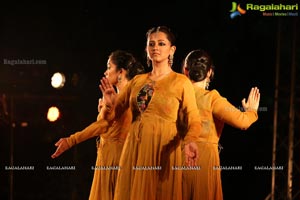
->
xmin=104 ymin=72 xmax=201 ymax=200
xmin=66 ymin=102 xmax=132 ymax=200
xmin=182 ymin=87 xmax=258 ymax=200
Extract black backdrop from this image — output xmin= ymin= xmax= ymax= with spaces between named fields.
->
xmin=0 ymin=1 xmax=299 ymax=199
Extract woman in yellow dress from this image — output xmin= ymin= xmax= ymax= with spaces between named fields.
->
xmin=180 ymin=49 xmax=261 ymax=200
xmin=98 ymin=26 xmax=201 ymax=200
xmin=51 ymin=50 xmax=145 ymax=200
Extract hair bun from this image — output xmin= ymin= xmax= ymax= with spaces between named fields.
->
xmin=127 ymin=61 xmax=145 ymax=80
xmin=185 ymin=49 xmax=214 ymax=82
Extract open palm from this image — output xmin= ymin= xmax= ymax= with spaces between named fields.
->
xmin=241 ymin=87 xmax=260 ymax=112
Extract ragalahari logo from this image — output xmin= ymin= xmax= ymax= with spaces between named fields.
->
xmin=230 ymin=2 xmax=246 ymax=19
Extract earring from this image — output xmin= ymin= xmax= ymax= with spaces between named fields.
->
xmin=118 ymin=75 xmax=122 ymax=83
xmin=147 ymin=57 xmax=151 ymax=68
xmin=168 ymin=54 xmax=173 ymax=67
xmin=205 ymin=81 xmax=210 ymax=90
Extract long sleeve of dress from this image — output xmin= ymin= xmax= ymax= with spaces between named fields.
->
xmin=66 ymin=119 xmax=110 ymax=148
xmin=211 ymin=90 xmax=258 ymax=130
xmin=66 ymin=94 xmax=118 ymax=148
xmin=96 ymin=100 xmax=109 ymax=121
xmin=181 ymin=79 xmax=202 ymax=144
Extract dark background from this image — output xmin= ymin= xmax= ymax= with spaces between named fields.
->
xmin=0 ymin=1 xmax=299 ymax=200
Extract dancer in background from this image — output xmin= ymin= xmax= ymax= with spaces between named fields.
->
xmin=51 ymin=50 xmax=145 ymax=200
xmin=180 ymin=49 xmax=260 ymax=200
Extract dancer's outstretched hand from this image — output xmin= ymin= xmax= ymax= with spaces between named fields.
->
xmin=241 ymin=87 xmax=260 ymax=112
xmin=99 ymin=77 xmax=117 ymax=110
xmin=51 ymin=138 xmax=70 ymax=159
